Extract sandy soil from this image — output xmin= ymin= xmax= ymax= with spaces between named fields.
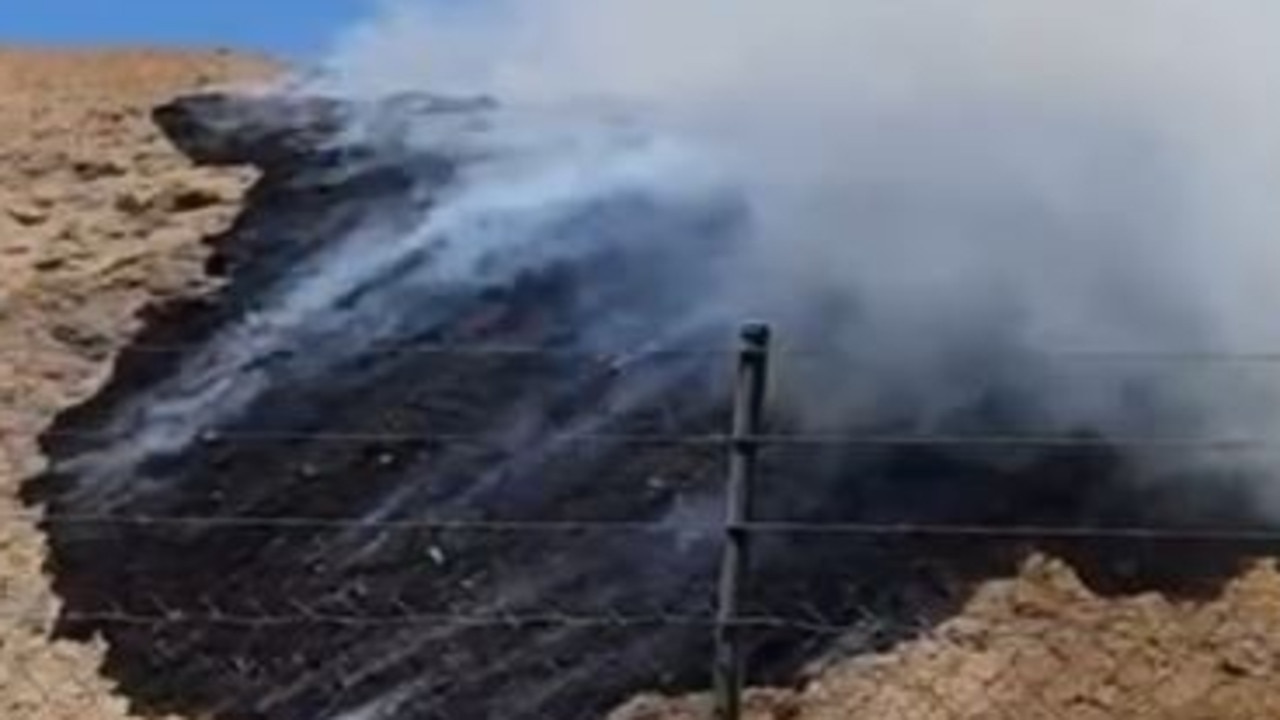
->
xmin=0 ymin=47 xmax=274 ymax=719
xmin=2 ymin=45 xmax=1279 ymax=720
xmin=614 ymin=555 xmax=1280 ymax=719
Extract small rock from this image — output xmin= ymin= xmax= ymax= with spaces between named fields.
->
xmin=32 ymin=256 xmax=66 ymax=272
xmin=158 ymin=182 xmax=226 ymax=213
xmin=427 ymin=546 xmax=448 ymax=566
xmin=646 ymin=476 xmax=670 ymax=492
xmin=295 ymin=463 xmax=321 ymax=480
xmin=1219 ymin=658 xmax=1251 ymax=677
xmin=48 ymin=324 xmax=112 ymax=355
xmin=175 ymin=186 xmax=227 ymax=211
xmin=114 ymin=189 xmax=151 ymax=215
xmin=72 ymin=157 xmax=128 ymax=180
xmin=6 ymin=203 xmax=48 ymax=226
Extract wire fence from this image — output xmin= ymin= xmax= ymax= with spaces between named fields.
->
xmin=15 ymin=514 xmax=1279 ymax=720
xmin=22 ymin=427 xmax=1280 ymax=451
xmin=12 ymin=326 xmax=1280 ymax=719
xmin=18 ymin=337 xmax=1280 ymax=363
xmin=12 ymin=511 xmax=1280 ymax=544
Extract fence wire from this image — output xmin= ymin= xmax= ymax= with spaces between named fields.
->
xmin=7 ymin=510 xmax=1280 ymax=545
xmin=9 ymin=517 xmax=1276 ymax=719
xmin=8 ymin=338 xmax=1280 ymax=719
xmin=16 ymin=339 xmax=1280 ymax=364
xmin=17 ymin=425 xmax=1280 ymax=452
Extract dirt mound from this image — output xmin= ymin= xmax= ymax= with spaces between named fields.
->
xmin=0 ymin=46 xmax=274 ymax=719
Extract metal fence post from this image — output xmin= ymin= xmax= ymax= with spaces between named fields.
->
xmin=713 ymin=323 xmax=771 ymax=720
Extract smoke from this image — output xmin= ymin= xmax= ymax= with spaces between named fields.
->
xmin=314 ymin=0 xmax=1280 ymax=494
xmin=33 ymin=7 xmax=1280 ymax=716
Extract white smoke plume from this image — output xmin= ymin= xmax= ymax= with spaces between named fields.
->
xmin=230 ymin=1 xmax=1274 ymax=514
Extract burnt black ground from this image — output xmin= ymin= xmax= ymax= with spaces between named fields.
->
xmin=25 ymin=93 xmax=1279 ymax=720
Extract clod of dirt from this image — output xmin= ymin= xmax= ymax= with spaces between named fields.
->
xmin=72 ymin=157 xmax=130 ymax=181
xmin=156 ymin=181 xmax=230 ymax=212
xmin=7 ymin=201 xmax=50 ymax=226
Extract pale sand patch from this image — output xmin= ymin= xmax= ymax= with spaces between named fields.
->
xmin=0 ymin=46 xmax=275 ymax=720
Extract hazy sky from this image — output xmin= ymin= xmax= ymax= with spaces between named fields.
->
xmin=0 ymin=0 xmax=382 ymax=57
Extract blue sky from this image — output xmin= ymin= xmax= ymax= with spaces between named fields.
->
xmin=0 ymin=0 xmax=385 ymax=58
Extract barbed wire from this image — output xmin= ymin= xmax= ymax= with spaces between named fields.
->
xmin=0 ymin=341 xmax=649 ymax=361
xmin=24 ymin=426 xmax=1280 ymax=452
xmin=15 ymin=338 xmax=1280 ymax=364
xmin=8 ymin=334 xmax=1280 ymax=718
xmin=0 ymin=603 xmax=871 ymax=637
xmin=11 ymin=510 xmax=1280 ymax=545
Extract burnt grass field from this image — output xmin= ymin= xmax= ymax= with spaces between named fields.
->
xmin=24 ymin=92 xmax=1275 ymax=720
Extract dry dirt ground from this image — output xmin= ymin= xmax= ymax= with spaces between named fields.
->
xmin=1 ymin=46 xmax=1279 ymax=720
xmin=0 ymin=47 xmax=274 ymax=719
xmin=613 ymin=557 xmax=1280 ymax=720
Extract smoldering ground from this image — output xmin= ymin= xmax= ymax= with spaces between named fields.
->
xmin=327 ymin=0 xmax=1280 ymax=498
xmin=25 ymin=3 xmax=1280 ymax=719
